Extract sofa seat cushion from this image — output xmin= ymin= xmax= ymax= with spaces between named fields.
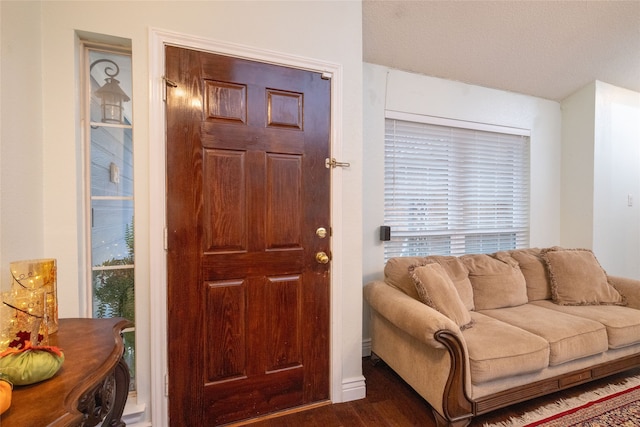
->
xmin=479 ymin=304 xmax=608 ymax=366
xmin=532 ymin=300 xmax=640 ymax=349
xmin=463 ymin=312 xmax=549 ymax=384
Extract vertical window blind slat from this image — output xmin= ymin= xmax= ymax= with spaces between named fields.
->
xmin=384 ymin=118 xmax=530 ymax=260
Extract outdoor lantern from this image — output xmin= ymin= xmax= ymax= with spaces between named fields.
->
xmin=90 ymin=59 xmax=130 ymax=124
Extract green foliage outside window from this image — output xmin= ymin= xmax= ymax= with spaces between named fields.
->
xmin=93 ymin=220 xmax=135 ymax=390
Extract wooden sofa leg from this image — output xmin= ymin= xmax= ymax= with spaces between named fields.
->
xmin=370 ymin=351 xmax=384 ymax=366
xmin=432 ymin=409 xmax=471 ymax=427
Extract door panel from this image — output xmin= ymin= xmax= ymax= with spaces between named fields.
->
xmin=205 ymin=279 xmax=246 ymax=382
xmin=203 ymin=149 xmax=247 ymax=252
xmin=265 ymin=275 xmax=302 ymax=371
xmin=166 ymin=46 xmax=330 ymax=425
xmin=266 ymin=154 xmax=302 ymax=248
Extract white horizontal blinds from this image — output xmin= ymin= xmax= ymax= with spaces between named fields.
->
xmin=384 ymin=118 xmax=530 ymax=259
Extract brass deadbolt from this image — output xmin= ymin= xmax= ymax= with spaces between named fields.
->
xmin=316 ymin=227 xmax=328 ymax=239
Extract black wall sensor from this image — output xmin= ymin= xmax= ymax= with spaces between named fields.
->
xmin=379 ymin=226 xmax=391 ymax=241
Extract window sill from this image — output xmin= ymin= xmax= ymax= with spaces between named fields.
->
xmin=121 ymin=397 xmax=148 ymax=426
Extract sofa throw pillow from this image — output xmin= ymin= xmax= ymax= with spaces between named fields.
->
xmin=541 ymin=247 xmax=626 ymax=306
xmin=461 ymin=254 xmax=528 ymax=310
xmin=409 ymin=262 xmax=473 ymax=330
xmin=424 ymin=255 xmax=475 ymax=311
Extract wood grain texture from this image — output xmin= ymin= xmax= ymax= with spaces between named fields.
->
xmin=241 ymin=358 xmax=640 ymax=427
xmin=205 ymin=279 xmax=246 ymax=382
xmin=0 ymin=318 xmax=131 ymax=427
xmin=166 ymin=46 xmax=330 ymax=425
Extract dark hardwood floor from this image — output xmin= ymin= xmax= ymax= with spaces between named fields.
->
xmin=243 ymin=357 xmax=640 ymax=427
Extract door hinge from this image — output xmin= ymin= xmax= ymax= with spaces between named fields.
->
xmin=164 ymin=227 xmax=168 ymax=251
xmin=325 ymin=158 xmax=351 ymax=169
xmin=162 ymin=76 xmax=178 ymax=102
xmin=165 ymin=373 xmax=169 ymax=397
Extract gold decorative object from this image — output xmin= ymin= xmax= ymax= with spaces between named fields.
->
xmin=10 ymin=259 xmax=58 ymax=334
xmin=0 ymin=288 xmax=47 ymax=351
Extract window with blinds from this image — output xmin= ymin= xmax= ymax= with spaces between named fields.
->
xmin=384 ymin=115 xmax=530 ymax=260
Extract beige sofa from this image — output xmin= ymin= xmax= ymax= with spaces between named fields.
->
xmin=364 ymin=247 xmax=640 ymax=427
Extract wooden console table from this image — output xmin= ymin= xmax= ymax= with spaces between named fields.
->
xmin=0 ymin=317 xmax=132 ymax=427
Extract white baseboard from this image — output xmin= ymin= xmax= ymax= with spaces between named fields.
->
xmin=335 ymin=338 xmax=371 ymax=403
xmin=362 ymin=337 xmax=372 ymax=357
xmin=341 ymin=375 xmax=367 ymax=402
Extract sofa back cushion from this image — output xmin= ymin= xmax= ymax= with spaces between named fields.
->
xmin=409 ymin=262 xmax=473 ymax=329
xmin=384 ymin=256 xmax=426 ymax=300
xmin=541 ymin=247 xmax=626 ymax=306
xmin=384 ymin=255 xmax=475 ymax=310
xmin=461 ymin=254 xmax=528 ymax=310
xmin=508 ymin=248 xmax=552 ymax=301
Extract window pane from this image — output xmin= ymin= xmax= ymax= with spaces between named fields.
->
xmin=122 ymin=329 xmax=136 ymax=391
xmin=384 ymin=118 xmax=529 ymax=260
xmin=465 ymin=232 xmax=518 ymax=254
xmin=86 ymin=43 xmax=136 ymax=393
xmin=91 ymin=126 xmax=133 ymax=197
xmin=92 ymin=267 xmax=135 ymax=319
xmin=92 ymin=267 xmax=136 ymax=391
xmin=89 ymin=50 xmax=132 ymax=125
xmin=91 ymin=199 xmax=134 ymax=266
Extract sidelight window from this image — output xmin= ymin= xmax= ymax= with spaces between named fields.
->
xmin=82 ymin=43 xmax=136 ymax=391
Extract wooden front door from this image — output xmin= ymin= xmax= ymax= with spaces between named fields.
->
xmin=165 ymin=46 xmax=331 ymax=425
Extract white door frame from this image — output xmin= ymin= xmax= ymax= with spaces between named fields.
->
xmin=148 ymin=28 xmax=346 ymax=425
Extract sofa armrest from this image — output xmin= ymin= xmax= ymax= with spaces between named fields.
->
xmin=363 ymin=280 xmax=464 ymax=349
xmin=364 ymin=280 xmax=474 ymax=425
xmin=609 ymin=275 xmax=640 ymax=309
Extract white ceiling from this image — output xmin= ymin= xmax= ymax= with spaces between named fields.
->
xmin=363 ymin=0 xmax=640 ymax=101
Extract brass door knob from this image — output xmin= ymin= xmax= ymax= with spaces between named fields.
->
xmin=315 ymin=252 xmax=330 ymax=264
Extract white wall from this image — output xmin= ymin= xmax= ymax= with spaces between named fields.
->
xmin=562 ymin=81 xmax=640 ymax=277
xmin=593 ymin=82 xmax=640 ymax=278
xmin=560 ymin=82 xmax=597 ymax=248
xmin=362 ymin=64 xmax=563 ymax=341
xmin=0 ymin=1 xmax=44 ymax=290
xmin=1 ymin=1 xmax=364 ymax=424
xmin=561 ymin=82 xmax=595 ymax=248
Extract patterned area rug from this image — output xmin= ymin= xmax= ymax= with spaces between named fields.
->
xmin=484 ymin=374 xmax=640 ymax=427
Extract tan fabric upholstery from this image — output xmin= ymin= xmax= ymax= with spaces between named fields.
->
xmin=364 ymin=280 xmax=462 ymax=349
xmin=384 ymin=256 xmax=426 ymax=300
xmin=508 ymin=248 xmax=551 ymax=301
xmin=424 ymin=255 xmax=474 ymax=311
xmin=532 ymin=300 xmax=640 ymax=349
xmin=480 ymin=304 xmax=608 ymax=365
xmin=365 ymin=250 xmax=640 ymax=425
xmin=410 ymin=262 xmax=473 ymax=330
xmin=461 ymin=254 xmax=528 ymax=310
xmin=463 ymin=312 xmax=549 ymax=384
xmin=541 ymin=248 xmax=625 ymax=306
xmin=367 ymin=299 xmax=455 ymax=418
xmin=383 ymin=255 xmax=475 ymax=310
xmin=364 ymin=279 xmax=469 ymax=417
xmin=609 ymin=275 xmax=640 ymax=310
